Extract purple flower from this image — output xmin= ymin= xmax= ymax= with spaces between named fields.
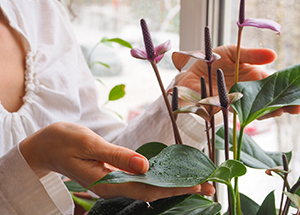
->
xmin=130 ymin=19 xmax=171 ymax=63
xmin=237 ymin=0 xmax=281 ymax=35
xmin=237 ymin=18 xmax=282 ymax=35
xmin=130 ymin=40 xmax=171 ymax=64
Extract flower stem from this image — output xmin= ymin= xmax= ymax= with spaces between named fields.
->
xmin=282 ymin=179 xmax=300 ymax=215
xmin=206 ymin=63 xmax=216 ymax=164
xmin=233 ymin=26 xmax=243 ymax=161
xmin=228 ymin=185 xmax=237 ymax=215
xmin=279 ymin=154 xmax=289 ymax=215
xmin=150 ymin=61 xmax=183 ymax=145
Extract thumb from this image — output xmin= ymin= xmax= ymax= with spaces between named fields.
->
xmin=94 ymin=138 xmax=149 ymax=174
xmin=239 ymin=46 xmax=277 ymax=65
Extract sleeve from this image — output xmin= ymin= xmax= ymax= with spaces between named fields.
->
xmin=0 ymin=145 xmax=74 ymax=215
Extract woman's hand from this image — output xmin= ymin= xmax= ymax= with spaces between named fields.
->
xmin=19 ymin=122 xmax=215 ymax=202
xmin=174 ymin=44 xmax=300 ymax=118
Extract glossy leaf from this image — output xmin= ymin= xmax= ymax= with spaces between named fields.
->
xmin=172 ymin=51 xmax=221 ymax=71
xmin=216 ymin=127 xmax=292 ymax=169
xmin=256 ymin=191 xmax=276 ymax=215
xmin=88 ymin=194 xmax=221 ymax=215
xmin=283 ymin=191 xmax=300 ymax=209
xmin=89 ymin=144 xmax=216 ymax=189
xmin=108 ymin=84 xmax=126 ymax=101
xmin=230 ymin=64 xmax=300 ymax=127
xmin=136 ymin=142 xmax=167 ymax=160
xmin=64 ymin=180 xmax=86 ymax=192
xmin=240 ymin=193 xmax=260 ymax=215
xmin=161 ymin=195 xmax=222 ymax=215
xmin=208 ymin=160 xmax=246 ymax=186
xmin=224 ymin=193 xmax=260 ymax=215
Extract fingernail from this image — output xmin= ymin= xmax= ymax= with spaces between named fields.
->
xmin=129 ymin=156 xmax=148 ymax=174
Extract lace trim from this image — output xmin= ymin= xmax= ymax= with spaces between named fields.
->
xmin=23 ymin=52 xmax=39 ymax=104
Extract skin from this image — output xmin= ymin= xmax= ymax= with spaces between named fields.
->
xmin=19 ymin=122 xmax=214 ymax=202
xmin=175 ymin=45 xmax=300 ymax=118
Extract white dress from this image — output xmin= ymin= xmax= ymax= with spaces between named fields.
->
xmin=0 ymin=0 xmax=210 ymax=214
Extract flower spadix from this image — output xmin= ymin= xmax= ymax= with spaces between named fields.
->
xmin=237 ymin=0 xmax=282 ymax=35
xmin=198 ymin=70 xmax=243 ymax=109
xmin=130 ymin=19 xmax=171 ymax=63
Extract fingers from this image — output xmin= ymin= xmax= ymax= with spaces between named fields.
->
xmin=87 ymin=138 xmax=149 ymax=174
xmin=238 ymin=46 xmax=277 ymax=65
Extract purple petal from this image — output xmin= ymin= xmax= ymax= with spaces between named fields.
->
xmin=237 ymin=18 xmax=282 ymax=35
xmin=130 ymin=47 xmax=148 ymax=60
xmin=154 ymin=40 xmax=171 ymax=56
xmin=154 ymin=54 xmax=164 ymax=63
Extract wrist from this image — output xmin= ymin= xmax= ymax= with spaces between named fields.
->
xmin=19 ymin=137 xmax=50 ymax=179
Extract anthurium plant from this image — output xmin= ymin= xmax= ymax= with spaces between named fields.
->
xmin=67 ymin=1 xmax=300 ymax=214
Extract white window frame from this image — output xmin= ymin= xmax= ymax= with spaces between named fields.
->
xmin=179 ymin=0 xmax=232 ymax=51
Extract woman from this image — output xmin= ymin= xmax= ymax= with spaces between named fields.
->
xmin=1 ymin=0 xmax=296 ymax=214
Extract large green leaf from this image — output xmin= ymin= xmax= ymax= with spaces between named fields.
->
xmin=208 ymin=160 xmax=246 ymax=186
xmin=136 ymin=142 xmax=167 ymax=160
xmin=216 ymin=127 xmax=292 ymax=169
xmin=230 ymin=64 xmax=300 ymax=127
xmin=256 ymin=191 xmax=276 ymax=215
xmin=89 ymin=144 xmax=216 ymax=188
xmin=88 ymin=194 xmax=221 ymax=215
xmin=240 ymin=193 xmax=260 ymax=215
xmin=161 ymin=195 xmax=221 ymax=215
xmin=224 ymin=193 xmax=260 ymax=215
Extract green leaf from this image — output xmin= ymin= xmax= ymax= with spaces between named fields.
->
xmin=108 ymin=84 xmax=126 ymax=101
xmin=224 ymin=193 xmax=260 ymax=215
xmin=230 ymin=64 xmax=300 ymax=127
xmin=216 ymin=127 xmax=292 ymax=169
xmin=91 ymin=61 xmax=111 ymax=68
xmin=256 ymin=191 xmax=276 ymax=215
xmin=240 ymin=193 xmax=260 ymax=215
xmin=283 ymin=191 xmax=300 ymax=209
xmin=136 ymin=142 xmax=167 ymax=160
xmin=70 ymin=192 xmax=97 ymax=211
xmin=208 ymin=160 xmax=246 ymax=186
xmin=87 ymin=197 xmax=135 ymax=215
xmin=161 ymin=195 xmax=222 ymax=215
xmin=64 ymin=180 xmax=86 ymax=192
xmin=89 ymin=144 xmax=216 ymax=189
xmin=88 ymin=195 xmax=221 ymax=215
xmin=100 ymin=37 xmax=132 ymax=49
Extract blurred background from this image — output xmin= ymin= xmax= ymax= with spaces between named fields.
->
xmin=60 ymin=0 xmax=300 ymax=211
